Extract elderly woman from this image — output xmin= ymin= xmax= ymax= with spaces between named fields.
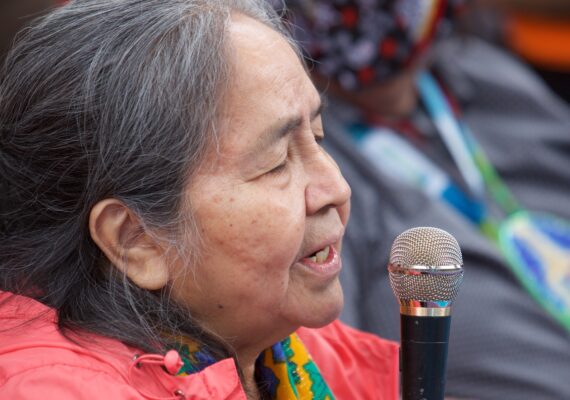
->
xmin=0 ymin=1 xmax=399 ymax=399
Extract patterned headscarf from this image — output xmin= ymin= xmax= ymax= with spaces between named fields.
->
xmin=280 ymin=0 xmax=465 ymax=90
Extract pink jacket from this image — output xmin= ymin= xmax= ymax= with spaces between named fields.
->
xmin=0 ymin=292 xmax=399 ymax=399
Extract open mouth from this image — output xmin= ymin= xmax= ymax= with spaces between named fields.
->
xmin=299 ymin=244 xmax=341 ymax=276
xmin=306 ymin=245 xmax=331 ymax=264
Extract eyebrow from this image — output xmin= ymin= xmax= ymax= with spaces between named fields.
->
xmin=255 ymin=96 xmax=326 ymax=153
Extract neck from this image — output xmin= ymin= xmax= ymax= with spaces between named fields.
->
xmin=231 ymin=326 xmax=298 ymax=399
xmin=348 ymin=76 xmax=418 ymax=120
xmin=241 ymin=362 xmax=262 ymax=400
xmin=234 ymin=343 xmax=265 ymax=400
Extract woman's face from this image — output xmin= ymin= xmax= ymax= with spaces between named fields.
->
xmin=170 ymin=14 xmax=351 ymax=356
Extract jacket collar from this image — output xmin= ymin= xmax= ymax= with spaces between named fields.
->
xmin=0 ymin=291 xmax=246 ymax=399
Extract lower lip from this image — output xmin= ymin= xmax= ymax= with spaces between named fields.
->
xmin=298 ymin=246 xmax=342 ymax=277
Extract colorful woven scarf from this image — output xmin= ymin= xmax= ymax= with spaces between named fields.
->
xmin=175 ymin=333 xmax=335 ymax=400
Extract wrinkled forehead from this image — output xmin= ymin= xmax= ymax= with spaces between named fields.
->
xmin=225 ymin=13 xmax=307 ymax=90
xmin=201 ymin=13 xmax=319 ymax=165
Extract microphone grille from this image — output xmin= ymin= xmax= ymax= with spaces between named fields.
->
xmin=389 ymin=227 xmax=463 ymax=302
xmin=390 ymin=227 xmax=462 ymax=267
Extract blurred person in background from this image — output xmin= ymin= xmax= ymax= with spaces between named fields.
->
xmin=278 ymin=1 xmax=570 ymax=399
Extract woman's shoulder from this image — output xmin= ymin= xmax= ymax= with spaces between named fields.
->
xmin=0 ymin=292 xmax=140 ymax=397
xmin=297 ymin=320 xmax=399 ymax=400
xmin=0 ymin=292 xmax=246 ymax=400
xmin=0 ymin=292 xmax=129 ymax=367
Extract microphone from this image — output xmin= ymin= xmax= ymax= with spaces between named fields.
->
xmin=388 ymin=227 xmax=464 ymax=400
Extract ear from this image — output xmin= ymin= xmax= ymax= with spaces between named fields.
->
xmin=89 ymin=199 xmax=169 ymax=290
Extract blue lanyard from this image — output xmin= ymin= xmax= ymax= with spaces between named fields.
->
xmin=418 ymin=73 xmax=485 ymax=198
xmin=419 ymin=72 xmax=521 ymax=217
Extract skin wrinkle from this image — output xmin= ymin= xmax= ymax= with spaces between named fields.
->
xmin=234 ymin=103 xmax=326 ymax=181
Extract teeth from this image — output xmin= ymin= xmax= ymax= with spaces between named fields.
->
xmin=315 ymin=246 xmax=330 ymax=263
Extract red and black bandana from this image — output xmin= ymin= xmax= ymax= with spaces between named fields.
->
xmin=280 ymin=0 xmax=466 ymax=89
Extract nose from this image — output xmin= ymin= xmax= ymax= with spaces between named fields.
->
xmin=305 ymin=146 xmax=351 ymax=217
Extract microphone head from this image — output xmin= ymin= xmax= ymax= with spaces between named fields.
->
xmin=388 ymin=227 xmax=463 ymax=316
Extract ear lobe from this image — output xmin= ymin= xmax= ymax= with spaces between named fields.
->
xmin=89 ymin=199 xmax=169 ymax=290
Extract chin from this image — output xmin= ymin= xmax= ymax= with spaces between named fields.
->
xmin=300 ymin=283 xmax=344 ymax=329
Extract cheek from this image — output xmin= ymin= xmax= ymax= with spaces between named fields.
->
xmin=198 ymin=187 xmax=306 ymax=275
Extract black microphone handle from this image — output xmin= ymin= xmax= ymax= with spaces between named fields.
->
xmin=400 ymin=314 xmax=451 ymax=400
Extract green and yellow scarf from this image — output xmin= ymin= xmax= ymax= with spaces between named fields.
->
xmin=176 ymin=333 xmax=335 ymax=400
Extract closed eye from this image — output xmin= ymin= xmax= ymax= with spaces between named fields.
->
xmin=267 ymin=159 xmax=288 ymax=175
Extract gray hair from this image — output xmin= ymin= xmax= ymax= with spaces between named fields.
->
xmin=0 ymin=0 xmax=298 ymax=360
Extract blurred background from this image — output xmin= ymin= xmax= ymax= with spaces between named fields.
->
xmin=459 ymin=0 xmax=570 ymax=102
